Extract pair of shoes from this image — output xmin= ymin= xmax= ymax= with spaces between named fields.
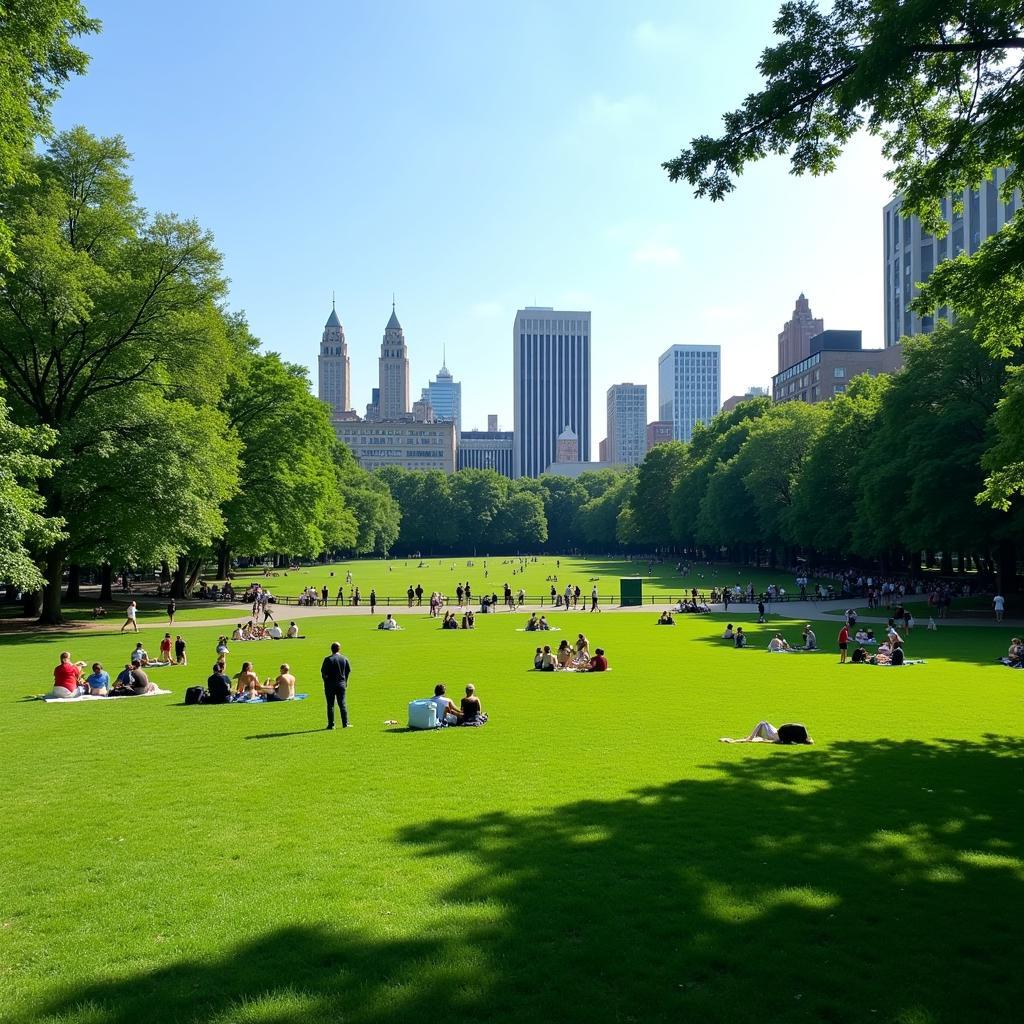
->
xmin=326 ymin=725 xmax=336 ymax=731
xmin=343 ymin=724 xmax=353 ymax=728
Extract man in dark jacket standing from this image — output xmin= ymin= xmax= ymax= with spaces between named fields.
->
xmin=321 ymin=641 xmax=351 ymax=730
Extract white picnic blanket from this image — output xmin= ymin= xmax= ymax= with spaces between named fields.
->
xmin=41 ymin=688 xmax=172 ymax=703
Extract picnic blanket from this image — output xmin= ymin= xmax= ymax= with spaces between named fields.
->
xmin=516 ymin=627 xmax=562 ymax=632
xmin=230 ymin=693 xmax=309 ymax=703
xmin=40 ymin=688 xmax=172 ymax=703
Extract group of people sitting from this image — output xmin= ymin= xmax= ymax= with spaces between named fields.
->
xmin=676 ymin=598 xmax=711 ymax=614
xmin=49 ymin=651 xmax=158 ymax=699
xmin=524 ymin=613 xmax=553 ymax=631
xmin=999 ymin=637 xmax=1023 ymax=667
xmin=532 ymin=634 xmax=608 ymax=672
xmin=657 ymin=610 xmax=676 ymax=625
xmin=420 ymin=683 xmax=487 ymax=726
xmin=229 ymin=621 xmax=300 ymax=642
xmin=440 ymin=609 xmax=475 ymax=629
xmin=721 ymin=624 xmax=748 ymax=648
xmin=766 ymin=625 xmax=818 ymax=652
xmin=218 ymin=660 xmax=297 ymax=702
xmin=850 ymin=639 xmax=906 ymax=665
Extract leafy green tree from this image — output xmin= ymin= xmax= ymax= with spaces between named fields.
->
xmin=0 ymin=394 xmax=63 ymax=591
xmin=625 ymin=442 xmax=688 ymax=546
xmin=333 ymin=444 xmax=400 ymax=556
xmin=449 ymin=469 xmax=509 ymax=553
xmin=0 ymin=1 xmax=97 ymax=269
xmin=577 ymin=472 xmax=636 ymax=549
xmin=0 ymin=129 xmax=234 ymax=621
xmin=536 ymin=476 xmax=588 ymax=550
xmin=376 ymin=467 xmax=456 ymax=554
xmin=491 ymin=490 xmax=548 ymax=549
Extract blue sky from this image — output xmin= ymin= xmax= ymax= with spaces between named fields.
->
xmin=52 ymin=0 xmax=893 ymax=446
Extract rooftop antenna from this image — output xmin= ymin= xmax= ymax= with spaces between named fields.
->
xmin=392 ymin=291 xmax=396 ymax=312
xmin=332 ymin=289 xmax=336 ymax=311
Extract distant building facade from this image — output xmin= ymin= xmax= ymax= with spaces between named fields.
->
xmin=598 ymin=438 xmax=608 ymax=461
xmin=884 ymin=168 xmax=1020 ymax=346
xmin=458 ymin=430 xmax=514 ymax=477
xmin=605 ymin=383 xmax=647 ymax=466
xmin=778 ymin=294 xmax=824 ymax=374
xmin=772 ymin=330 xmax=902 ymax=404
xmin=318 ymin=303 xmax=351 ymax=417
xmin=555 ymin=425 xmax=579 ymax=463
xmin=376 ymin=305 xmax=411 ymax=419
xmin=646 ymin=420 xmax=673 ymax=450
xmin=658 ymin=344 xmax=721 ymax=443
xmin=421 ymin=361 xmax=462 ymax=430
xmin=513 ymin=307 xmax=591 ymax=477
xmin=721 ymin=386 xmax=768 ymax=413
xmin=332 ymin=420 xmax=457 ymax=472
xmin=543 ymin=460 xmax=624 ymax=479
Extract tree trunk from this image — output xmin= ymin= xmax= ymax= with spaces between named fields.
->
xmin=23 ymin=589 xmax=42 ymax=617
xmin=170 ymin=556 xmax=188 ymax=599
xmin=185 ymin=558 xmax=203 ymax=595
xmin=160 ymin=560 xmax=172 ymax=584
xmin=216 ymin=541 xmax=230 ymax=580
xmin=38 ymin=546 xmax=66 ymax=625
xmin=100 ymin=564 xmax=113 ymax=602
xmin=65 ymin=563 xmax=81 ymax=602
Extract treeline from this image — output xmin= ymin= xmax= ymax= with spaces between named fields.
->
xmin=0 ymin=127 xmax=399 ymax=622
xmin=375 ymin=466 xmax=635 ymax=555
xmin=619 ymin=323 xmax=1024 ymax=585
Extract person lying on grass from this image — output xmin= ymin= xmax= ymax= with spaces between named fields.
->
xmin=50 ymin=651 xmax=87 ymax=699
xmin=258 ymin=663 xmax=296 ymax=701
xmin=720 ymin=722 xmax=813 ymax=744
xmin=657 ymin=610 xmax=676 ymax=625
xmin=767 ymin=633 xmax=792 ymax=653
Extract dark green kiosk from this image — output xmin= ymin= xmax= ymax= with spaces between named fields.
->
xmin=620 ymin=577 xmax=643 ymax=607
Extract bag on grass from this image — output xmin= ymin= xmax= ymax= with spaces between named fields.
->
xmin=185 ymin=686 xmax=206 ymax=706
xmin=777 ymin=723 xmax=809 ymax=745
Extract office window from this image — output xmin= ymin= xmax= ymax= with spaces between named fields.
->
xmin=833 ymin=384 xmax=846 ymax=394
xmin=834 ymin=367 xmax=845 ymax=378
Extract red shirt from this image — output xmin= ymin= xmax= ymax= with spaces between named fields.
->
xmin=839 ymin=627 xmax=849 ymax=644
xmin=160 ymin=638 xmax=171 ymax=653
xmin=588 ymin=655 xmax=608 ymax=672
xmin=53 ymin=662 xmax=81 ymax=692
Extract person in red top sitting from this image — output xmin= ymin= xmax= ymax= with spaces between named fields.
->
xmin=51 ymin=651 xmax=87 ymax=699
xmin=838 ymin=625 xmax=850 ymax=664
xmin=584 ymin=647 xmax=609 ymax=672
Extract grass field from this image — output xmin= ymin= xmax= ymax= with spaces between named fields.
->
xmin=2 ymin=585 xmax=1022 ymax=1023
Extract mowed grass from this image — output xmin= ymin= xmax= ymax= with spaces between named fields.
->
xmin=1 ymin=604 xmax=1022 ymax=1024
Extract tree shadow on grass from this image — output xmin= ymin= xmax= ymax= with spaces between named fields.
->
xmin=30 ymin=737 xmax=1023 ymax=1024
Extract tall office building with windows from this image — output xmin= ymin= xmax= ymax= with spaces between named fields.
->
xmin=658 ymin=344 xmax=721 ymax=443
xmin=778 ymin=294 xmax=823 ymax=373
xmin=377 ymin=304 xmax=410 ymax=419
xmin=884 ymin=167 xmax=1020 ymax=346
xmin=421 ymin=360 xmax=461 ymax=430
xmin=513 ymin=307 xmax=591 ymax=477
xmin=318 ymin=301 xmax=351 ymax=417
xmin=606 ymin=383 xmax=647 ymax=466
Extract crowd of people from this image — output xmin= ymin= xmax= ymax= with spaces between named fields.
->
xmin=532 ymin=634 xmax=608 ymax=672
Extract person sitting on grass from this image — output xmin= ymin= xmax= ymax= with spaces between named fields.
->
xmin=722 ymin=623 xmax=734 ymax=640
xmin=259 ymin=663 xmax=296 ymax=701
xmin=533 ymin=646 xmax=544 ymax=669
xmin=657 ymin=610 xmax=676 ymax=625
xmin=442 ymin=610 xmax=459 ymax=630
xmin=1001 ymin=637 xmax=1023 ymax=667
xmin=268 ymin=622 xmax=283 ymax=639
xmin=854 ymin=628 xmax=876 ymax=643
xmin=459 ymin=683 xmax=488 ymax=726
xmin=734 ymin=627 xmax=747 ymax=649
xmin=231 ymin=624 xmax=243 ymax=641
xmin=582 ymin=647 xmax=609 ymax=672
xmin=50 ymin=651 xmax=87 ymax=699
xmin=538 ymin=615 xmax=551 ymax=631
xmin=206 ymin=663 xmax=233 ymax=704
xmin=86 ymin=662 xmax=110 ymax=696
xmin=802 ymin=625 xmax=817 ymax=650
xmin=429 ymin=683 xmax=462 ymax=726
xmin=768 ymin=633 xmax=792 ymax=653
xmin=573 ymin=633 xmax=590 ymax=664
xmin=851 ymin=645 xmax=869 ymax=664
xmin=286 ymin=621 xmax=299 ymax=638
xmin=525 ymin=612 xmax=540 ymax=631
xmin=92 ymin=605 xmax=106 ymax=619
xmin=556 ymin=639 xmax=574 ymax=669
xmin=461 ymin=610 xmax=476 ymax=629
xmin=378 ymin=613 xmax=400 ymax=630
xmin=233 ymin=661 xmax=260 ymax=700
xmin=110 ymin=665 xmax=155 ymax=697
xmin=130 ymin=642 xmax=149 ymax=667
xmin=159 ymin=633 xmax=173 ymax=663
xmin=720 ymin=722 xmax=813 ymax=744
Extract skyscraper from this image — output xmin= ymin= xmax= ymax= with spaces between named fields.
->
xmin=658 ymin=344 xmax=721 ymax=443
xmin=606 ymin=383 xmax=647 ymax=466
xmin=377 ymin=304 xmax=410 ymax=419
xmin=513 ymin=307 xmax=591 ymax=478
xmin=317 ymin=301 xmax=350 ymax=417
xmin=421 ymin=358 xmax=462 ymax=430
xmin=883 ymin=168 xmax=1020 ymax=346
xmin=777 ymin=294 xmax=823 ymax=373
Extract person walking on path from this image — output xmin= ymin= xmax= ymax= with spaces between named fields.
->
xmin=590 ymin=586 xmax=601 ymax=612
xmin=369 ymin=589 xmax=377 ymax=615
xmin=120 ymin=600 xmax=139 ymax=634
xmin=994 ymin=593 xmax=1006 ymax=622
xmin=167 ymin=598 xmax=176 ymax=626
xmin=321 ymin=641 xmax=351 ymax=730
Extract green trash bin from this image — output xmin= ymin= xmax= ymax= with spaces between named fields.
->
xmin=620 ymin=577 xmax=643 ymax=607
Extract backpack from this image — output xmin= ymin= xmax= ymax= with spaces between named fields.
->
xmin=777 ymin=723 xmax=809 ymax=745
xmin=185 ymin=685 xmax=206 ymax=706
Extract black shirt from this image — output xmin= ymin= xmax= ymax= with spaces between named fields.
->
xmin=207 ymin=671 xmax=232 ymax=703
xmin=321 ymin=652 xmax=351 ymax=686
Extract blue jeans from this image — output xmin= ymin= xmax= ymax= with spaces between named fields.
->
xmin=324 ymin=681 xmax=348 ymax=727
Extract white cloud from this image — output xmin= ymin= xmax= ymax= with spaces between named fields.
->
xmin=581 ymin=92 xmax=653 ymax=128
xmin=632 ymin=21 xmax=689 ymax=56
xmin=631 ymin=242 xmax=683 ymax=267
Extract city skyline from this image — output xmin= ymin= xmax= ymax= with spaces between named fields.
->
xmin=50 ymin=1 xmax=894 ymax=445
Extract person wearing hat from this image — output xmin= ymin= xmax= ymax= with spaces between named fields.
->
xmin=802 ymin=624 xmax=817 ymax=650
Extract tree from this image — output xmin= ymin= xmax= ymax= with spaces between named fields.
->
xmin=625 ymin=442 xmax=688 ymax=546
xmin=536 ymin=476 xmax=588 ymax=550
xmin=333 ymin=444 xmax=400 ymax=556
xmin=0 ymin=1 xmax=97 ymax=269
xmin=0 ymin=128 xmax=235 ymax=621
xmin=492 ymin=490 xmax=548 ymax=549
xmin=0 ymin=393 xmax=63 ymax=591
xmin=449 ymin=470 xmax=509 ymax=553
xmin=577 ymin=472 xmax=636 ymax=549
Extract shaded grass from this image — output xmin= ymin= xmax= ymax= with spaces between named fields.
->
xmin=2 ymin=608 xmax=1022 ymax=1024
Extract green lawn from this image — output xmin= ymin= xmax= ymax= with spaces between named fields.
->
xmin=2 ymin=600 xmax=1021 ymax=1023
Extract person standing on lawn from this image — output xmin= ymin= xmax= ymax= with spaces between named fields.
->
xmin=838 ymin=623 xmax=850 ymax=664
xmin=994 ymin=592 xmax=1006 ymax=622
xmin=321 ymin=641 xmax=352 ymax=730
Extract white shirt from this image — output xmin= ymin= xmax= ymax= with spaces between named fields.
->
xmin=768 ymin=638 xmax=786 ymax=652
xmin=126 ymin=604 xmax=136 ymax=620
xmin=994 ymin=595 xmax=1005 ymax=611
xmin=130 ymin=648 xmax=147 ymax=663
xmin=383 ymin=618 xmax=398 ymax=630
xmin=429 ymin=695 xmax=453 ymax=719
xmin=286 ymin=626 xmax=298 ymax=638
xmin=269 ymin=625 xmax=282 ymax=638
